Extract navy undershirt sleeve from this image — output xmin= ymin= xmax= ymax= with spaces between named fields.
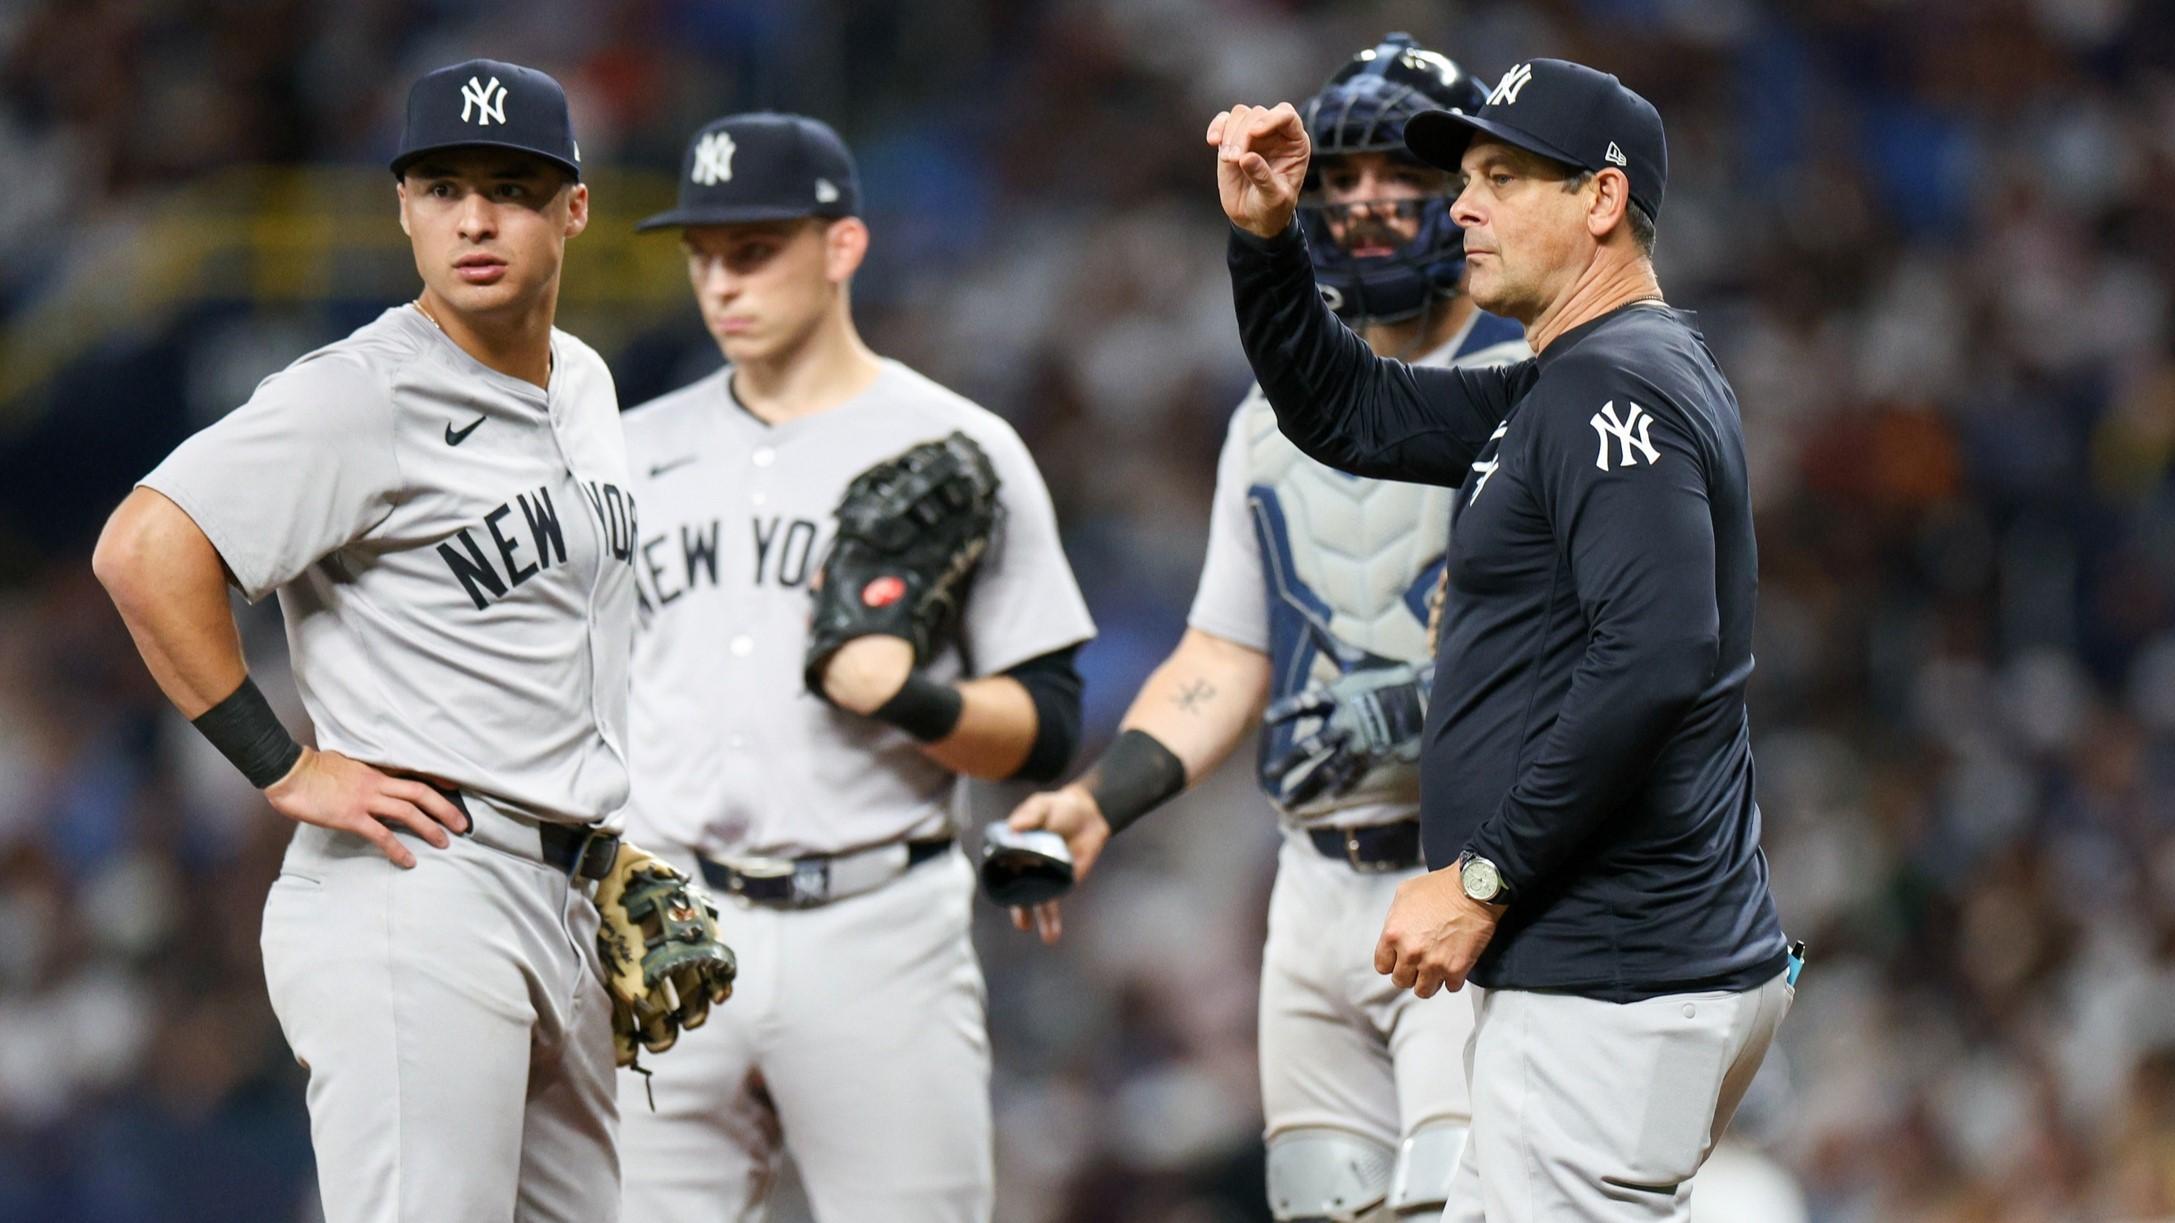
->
xmin=1463 ymin=360 xmax=1723 ymax=891
xmin=1227 ymin=222 xmax=1537 ymax=485
xmin=1002 ymin=645 xmax=1084 ymax=784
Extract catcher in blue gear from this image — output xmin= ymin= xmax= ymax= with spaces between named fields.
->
xmin=1004 ymin=33 xmax=1530 ymax=1222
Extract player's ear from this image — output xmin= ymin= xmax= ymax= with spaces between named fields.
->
xmin=825 ymin=217 xmax=869 ymax=284
xmin=562 ymin=182 xmax=590 ymax=240
xmin=395 ymin=180 xmax=412 ymax=237
xmin=1587 ymin=168 xmax=1630 ymax=243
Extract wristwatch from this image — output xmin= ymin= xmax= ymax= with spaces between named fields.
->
xmin=1456 ymin=851 xmax=1508 ymax=905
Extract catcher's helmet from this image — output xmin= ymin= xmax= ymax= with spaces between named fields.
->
xmin=1300 ymin=34 xmax=1486 ymax=324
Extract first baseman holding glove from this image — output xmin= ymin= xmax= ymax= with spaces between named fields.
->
xmin=1213 ymin=59 xmax=1795 ymax=1221
xmin=92 ymin=61 xmax=732 ymax=1223
xmin=614 ymin=113 xmax=1093 ymax=1222
xmin=1005 ymin=35 xmax=1526 ymax=1222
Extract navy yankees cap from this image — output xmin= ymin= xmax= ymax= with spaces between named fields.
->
xmin=390 ymin=59 xmax=581 ymax=181
xmin=1405 ymin=58 xmax=1667 ymax=221
xmin=635 ymin=113 xmax=861 ymax=231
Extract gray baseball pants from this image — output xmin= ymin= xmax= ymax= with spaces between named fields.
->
xmin=1441 ymin=970 xmax=1792 ymax=1221
xmin=615 ymin=848 xmax=991 ymax=1222
xmin=259 ymin=798 xmax=619 ymax=1223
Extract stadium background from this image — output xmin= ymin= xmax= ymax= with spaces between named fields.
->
xmin=3 ymin=0 xmax=2174 ymax=1219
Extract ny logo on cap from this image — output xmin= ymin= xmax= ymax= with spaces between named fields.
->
xmin=691 ymin=131 xmax=737 ymax=186
xmin=1488 ymin=63 xmax=1534 ymax=106
xmin=460 ymin=76 xmax=507 ymax=126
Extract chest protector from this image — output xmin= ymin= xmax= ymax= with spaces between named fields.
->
xmin=1241 ymin=394 xmax=1450 ymax=818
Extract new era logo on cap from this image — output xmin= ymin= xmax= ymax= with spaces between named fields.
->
xmin=814 ymin=178 xmax=839 ymax=204
xmin=1605 ymin=141 xmax=1627 ymax=166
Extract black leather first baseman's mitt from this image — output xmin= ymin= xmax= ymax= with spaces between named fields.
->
xmin=803 ymin=431 xmax=1001 ymax=695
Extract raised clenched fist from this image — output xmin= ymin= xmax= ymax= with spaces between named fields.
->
xmin=1207 ymin=102 xmax=1311 ymax=238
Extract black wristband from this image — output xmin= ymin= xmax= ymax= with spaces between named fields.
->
xmin=871 ymin=672 xmax=965 ymax=743
xmin=191 ymin=677 xmax=303 ymax=789
xmin=1084 ymin=728 xmax=1187 ymax=835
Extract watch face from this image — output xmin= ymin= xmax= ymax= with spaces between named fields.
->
xmin=1462 ymin=856 xmax=1501 ymax=901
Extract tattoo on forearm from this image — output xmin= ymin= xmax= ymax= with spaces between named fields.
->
xmin=1174 ymin=678 xmax=1217 ymax=714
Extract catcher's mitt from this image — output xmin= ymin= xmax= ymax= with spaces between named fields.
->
xmin=594 ymin=842 xmax=738 ymax=1069
xmin=803 ymin=431 xmax=1001 ymax=695
xmin=1263 ymin=660 xmax=1433 ymax=808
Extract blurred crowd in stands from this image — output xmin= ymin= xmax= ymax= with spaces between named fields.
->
xmin=3 ymin=0 xmax=2174 ymax=1219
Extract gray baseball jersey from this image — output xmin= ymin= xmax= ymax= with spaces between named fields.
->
xmin=1187 ymin=310 xmax=1530 ymax=828
xmin=620 ymin=358 xmax=1094 ymax=858
xmin=141 ymin=304 xmax=641 ymax=827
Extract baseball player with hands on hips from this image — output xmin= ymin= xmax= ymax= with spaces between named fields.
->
xmin=1007 ymin=34 xmax=1525 ymax=1222
xmin=613 ymin=112 xmax=1094 ymax=1222
xmin=1211 ymin=59 xmax=1800 ymax=1221
xmin=90 ymin=60 xmax=734 ymax=1223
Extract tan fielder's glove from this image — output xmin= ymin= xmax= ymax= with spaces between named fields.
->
xmin=594 ymin=842 xmax=738 ymax=1068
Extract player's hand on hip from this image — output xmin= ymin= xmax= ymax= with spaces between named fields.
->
xmin=1374 ymin=866 xmax=1503 ymax=998
xmin=1207 ymin=102 xmax=1309 ymax=238
xmin=818 ymin=634 xmax=915 ymax=715
xmin=263 ymin=747 xmax=471 ymax=869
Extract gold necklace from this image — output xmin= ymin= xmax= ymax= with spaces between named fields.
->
xmin=414 ymin=296 xmax=446 ymax=332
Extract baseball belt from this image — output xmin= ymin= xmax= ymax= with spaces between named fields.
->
xmin=432 ymin=787 xmax=620 ymax=882
xmin=1305 ymin=819 xmax=1423 ymax=872
xmin=699 ymin=838 xmax=954 ymax=909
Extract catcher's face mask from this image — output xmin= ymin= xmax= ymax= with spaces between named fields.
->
xmin=1313 ymin=152 xmax=1450 ymax=257
xmin=1297 ymin=34 xmax=1485 ymax=325
xmin=1300 ymin=152 xmax=1466 ymax=325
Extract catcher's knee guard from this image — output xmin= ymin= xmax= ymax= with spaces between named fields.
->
xmin=1388 ymin=1119 xmax=1469 ymax=1216
xmin=1266 ymin=1128 xmax=1394 ymax=1222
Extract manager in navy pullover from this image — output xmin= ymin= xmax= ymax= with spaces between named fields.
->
xmin=1210 ymin=58 xmax=1793 ymax=1220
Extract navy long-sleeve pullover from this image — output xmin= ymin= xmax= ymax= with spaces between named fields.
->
xmin=1230 ymin=222 xmax=1786 ymax=1000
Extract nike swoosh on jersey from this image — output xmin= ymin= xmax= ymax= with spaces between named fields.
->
xmin=648 ymin=456 xmax=698 ymax=477
xmin=444 ymin=415 xmax=486 ymax=446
